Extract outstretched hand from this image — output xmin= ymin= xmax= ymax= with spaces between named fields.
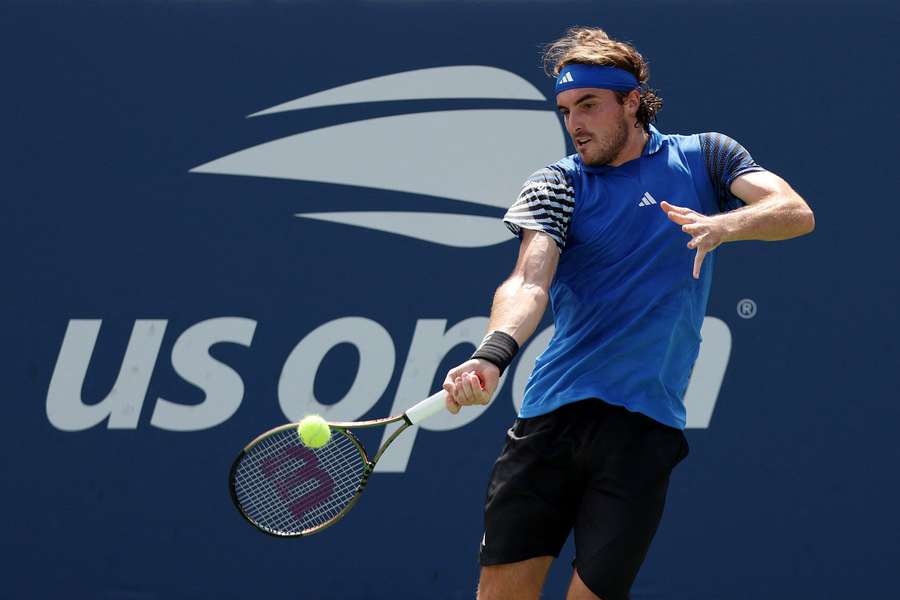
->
xmin=442 ymin=359 xmax=500 ymax=414
xmin=660 ymin=201 xmax=728 ymax=279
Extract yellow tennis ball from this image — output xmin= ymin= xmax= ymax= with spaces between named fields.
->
xmin=297 ymin=415 xmax=331 ymax=449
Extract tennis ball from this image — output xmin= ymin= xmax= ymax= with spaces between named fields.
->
xmin=297 ymin=415 xmax=331 ymax=449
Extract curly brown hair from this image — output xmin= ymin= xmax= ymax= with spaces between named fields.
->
xmin=543 ymin=27 xmax=663 ymax=131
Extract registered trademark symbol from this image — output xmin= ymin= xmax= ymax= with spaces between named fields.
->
xmin=737 ymin=298 xmax=757 ymax=319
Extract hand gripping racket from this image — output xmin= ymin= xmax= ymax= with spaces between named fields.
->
xmin=229 ymin=390 xmax=448 ymax=537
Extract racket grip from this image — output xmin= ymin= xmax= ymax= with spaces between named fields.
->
xmin=405 ymin=390 xmax=449 ymax=425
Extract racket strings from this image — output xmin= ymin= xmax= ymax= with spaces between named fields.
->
xmin=232 ymin=429 xmax=367 ymax=535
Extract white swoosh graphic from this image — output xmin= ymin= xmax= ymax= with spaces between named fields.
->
xmin=249 ymin=66 xmax=546 ymax=117
xmin=190 ymin=109 xmax=566 ymax=210
xmin=296 ymin=212 xmax=514 ymax=248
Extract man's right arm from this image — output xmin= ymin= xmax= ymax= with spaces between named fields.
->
xmin=442 ymin=229 xmax=559 ymax=414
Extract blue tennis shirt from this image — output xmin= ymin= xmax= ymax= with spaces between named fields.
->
xmin=504 ymin=127 xmax=764 ymax=429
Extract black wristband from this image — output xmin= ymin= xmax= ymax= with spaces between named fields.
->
xmin=471 ymin=331 xmax=520 ymax=376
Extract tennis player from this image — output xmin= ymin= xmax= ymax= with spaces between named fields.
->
xmin=442 ymin=27 xmax=814 ymax=600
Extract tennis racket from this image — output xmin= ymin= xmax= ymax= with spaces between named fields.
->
xmin=229 ymin=389 xmax=449 ymax=537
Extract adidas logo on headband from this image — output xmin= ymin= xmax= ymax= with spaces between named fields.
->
xmin=555 ymin=65 xmax=639 ymax=93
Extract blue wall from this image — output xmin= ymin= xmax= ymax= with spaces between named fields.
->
xmin=4 ymin=1 xmax=899 ymax=598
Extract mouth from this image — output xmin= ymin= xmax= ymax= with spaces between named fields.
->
xmin=575 ymin=137 xmax=591 ymax=149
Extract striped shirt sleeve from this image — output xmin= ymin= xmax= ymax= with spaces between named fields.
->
xmin=699 ymin=132 xmax=766 ymax=212
xmin=503 ymin=165 xmax=575 ymax=251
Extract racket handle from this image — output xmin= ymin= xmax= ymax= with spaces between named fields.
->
xmin=405 ymin=390 xmax=449 ymax=425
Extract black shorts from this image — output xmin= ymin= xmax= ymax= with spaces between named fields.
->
xmin=479 ymin=399 xmax=689 ymax=600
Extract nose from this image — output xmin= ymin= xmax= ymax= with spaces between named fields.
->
xmin=566 ymin=112 xmax=583 ymax=137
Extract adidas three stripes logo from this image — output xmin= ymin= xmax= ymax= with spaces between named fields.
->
xmin=638 ymin=192 xmax=658 ymax=207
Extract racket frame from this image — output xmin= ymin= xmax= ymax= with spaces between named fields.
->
xmin=229 ymin=413 xmax=416 ymax=538
xmin=229 ymin=391 xmax=447 ymax=537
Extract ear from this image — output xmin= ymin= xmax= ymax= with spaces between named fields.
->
xmin=625 ymin=89 xmax=641 ymax=116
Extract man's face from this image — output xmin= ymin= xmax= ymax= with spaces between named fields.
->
xmin=556 ymin=87 xmax=633 ymax=166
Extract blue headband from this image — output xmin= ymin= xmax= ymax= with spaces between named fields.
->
xmin=555 ymin=64 xmax=639 ymax=94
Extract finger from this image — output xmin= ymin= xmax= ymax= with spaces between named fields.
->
xmin=443 ymin=367 xmax=462 ymax=390
xmin=666 ymin=211 xmax=696 ymax=225
xmin=659 ymin=200 xmax=684 ymax=212
xmin=442 ymin=380 xmax=458 ymax=404
xmin=681 ymin=223 xmax=702 ymax=235
xmin=454 ymin=376 xmax=471 ymax=405
xmin=469 ymin=371 xmax=486 ymax=391
xmin=457 ymin=374 xmax=479 ymax=406
xmin=472 ymin=371 xmax=486 ymax=391
xmin=660 ymin=201 xmax=690 ymax=213
xmin=467 ymin=372 xmax=489 ymax=404
xmin=461 ymin=372 xmax=485 ymax=405
xmin=693 ymin=247 xmax=708 ymax=279
xmin=687 ymin=230 xmax=706 ymax=248
xmin=443 ymin=378 xmax=460 ymax=413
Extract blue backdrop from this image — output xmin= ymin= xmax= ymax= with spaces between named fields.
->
xmin=4 ymin=1 xmax=899 ymax=598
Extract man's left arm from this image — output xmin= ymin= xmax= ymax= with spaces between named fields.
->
xmin=660 ymin=170 xmax=815 ymax=278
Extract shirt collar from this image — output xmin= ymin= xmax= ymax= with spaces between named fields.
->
xmin=643 ymin=124 xmax=665 ymax=156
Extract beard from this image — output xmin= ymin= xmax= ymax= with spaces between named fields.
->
xmin=579 ymin=113 xmax=630 ymax=166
